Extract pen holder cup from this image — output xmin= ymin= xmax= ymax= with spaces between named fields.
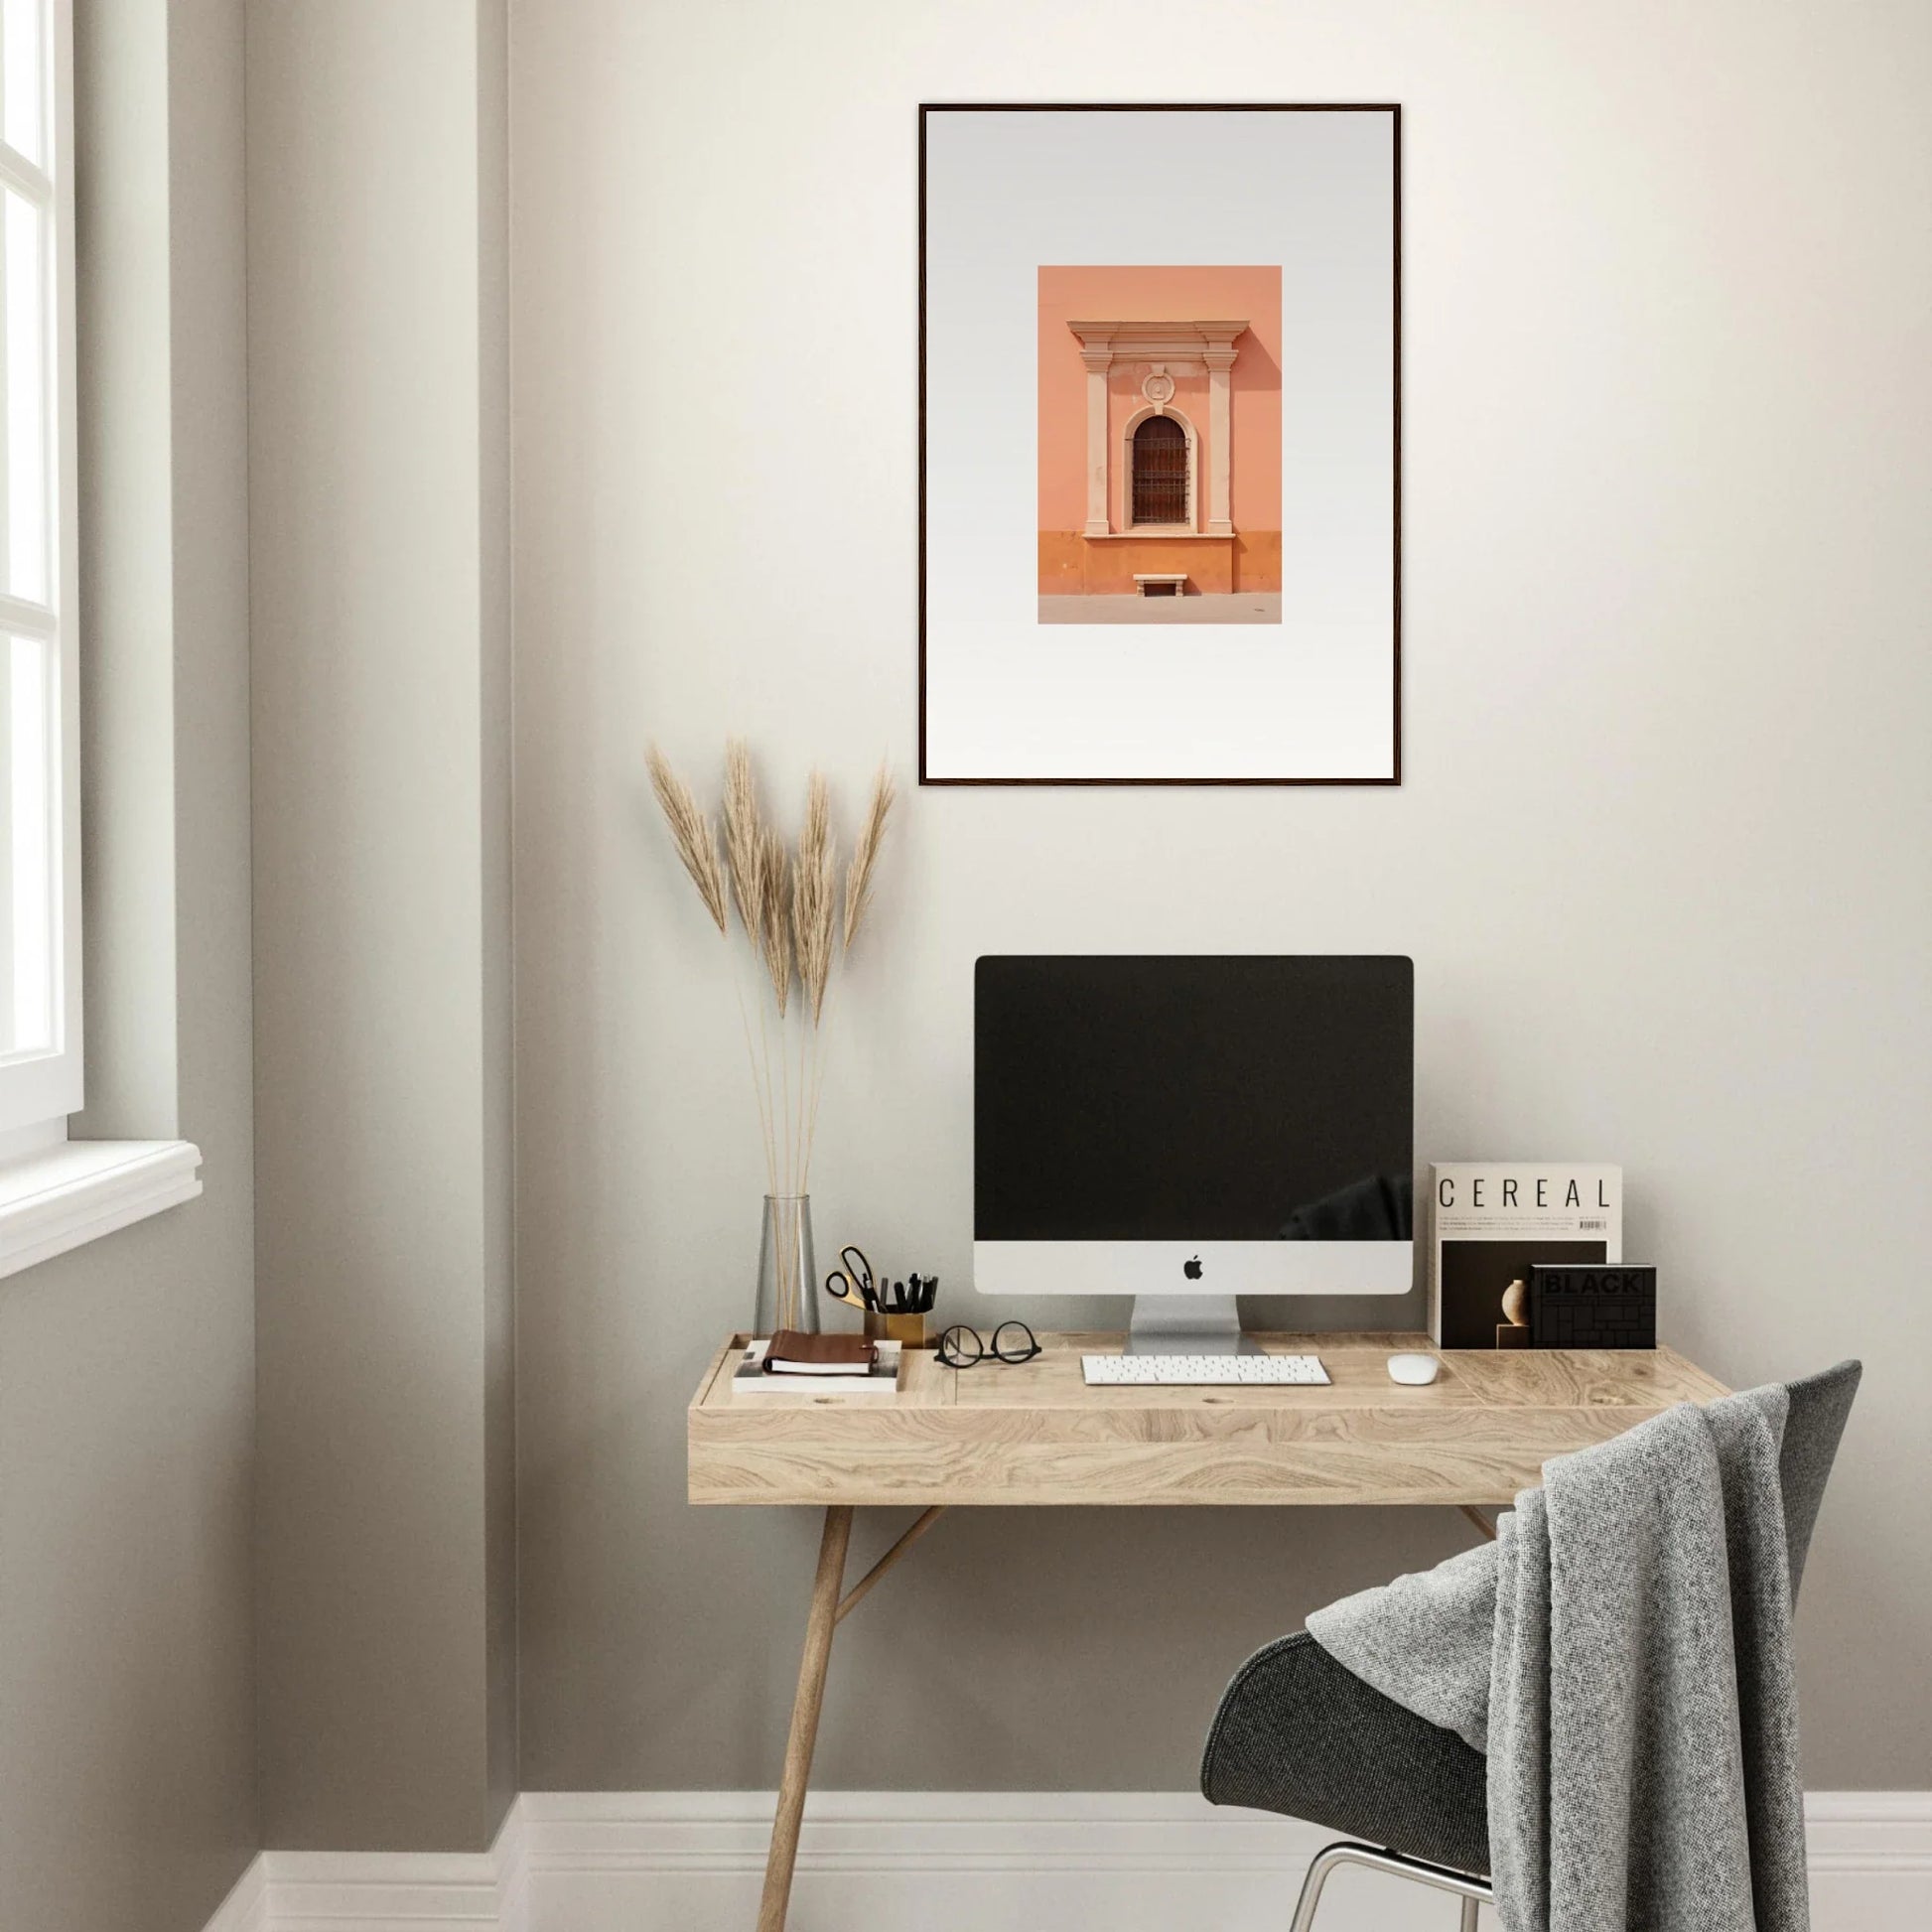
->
xmin=866 ymin=1310 xmax=927 ymax=1349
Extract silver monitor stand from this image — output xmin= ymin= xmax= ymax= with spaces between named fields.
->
xmin=1125 ymin=1294 xmax=1260 ymax=1356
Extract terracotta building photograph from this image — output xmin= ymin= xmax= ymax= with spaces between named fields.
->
xmin=1037 ymin=264 xmax=1283 ymax=623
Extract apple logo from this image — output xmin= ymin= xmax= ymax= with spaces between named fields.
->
xmin=1183 ymin=1255 xmax=1203 ymax=1280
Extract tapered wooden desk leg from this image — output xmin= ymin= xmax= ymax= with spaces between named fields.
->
xmin=758 ymin=1504 xmax=853 ymax=1932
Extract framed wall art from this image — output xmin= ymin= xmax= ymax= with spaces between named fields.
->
xmin=918 ymin=104 xmax=1401 ymax=785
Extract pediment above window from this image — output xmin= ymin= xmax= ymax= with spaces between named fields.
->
xmin=1064 ymin=320 xmax=1249 ymax=373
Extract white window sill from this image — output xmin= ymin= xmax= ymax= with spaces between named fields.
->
xmin=0 ymin=1140 xmax=204 ymax=1282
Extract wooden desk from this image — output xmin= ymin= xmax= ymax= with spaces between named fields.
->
xmin=688 ymin=1331 xmax=1726 ymax=1930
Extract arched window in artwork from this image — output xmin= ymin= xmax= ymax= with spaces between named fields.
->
xmin=1131 ymin=414 xmax=1189 ymax=525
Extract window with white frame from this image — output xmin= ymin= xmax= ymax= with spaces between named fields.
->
xmin=0 ymin=0 xmax=76 ymax=1147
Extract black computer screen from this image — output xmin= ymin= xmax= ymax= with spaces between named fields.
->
xmin=974 ymin=956 xmax=1414 ymax=1241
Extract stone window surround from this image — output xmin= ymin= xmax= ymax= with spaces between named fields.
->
xmin=1065 ymin=320 xmax=1248 ymax=540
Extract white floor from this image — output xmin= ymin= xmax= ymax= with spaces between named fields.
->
xmin=205 ymin=1790 xmax=1932 ymax=1932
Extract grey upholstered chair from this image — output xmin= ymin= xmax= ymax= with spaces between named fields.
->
xmin=1200 ymin=1361 xmax=1861 ymax=1931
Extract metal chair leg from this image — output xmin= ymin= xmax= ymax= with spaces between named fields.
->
xmin=1289 ymin=1841 xmax=1493 ymax=1932
xmin=1287 ymin=1844 xmax=1351 ymax=1932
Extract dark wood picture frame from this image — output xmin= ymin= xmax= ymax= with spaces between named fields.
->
xmin=917 ymin=102 xmax=1402 ymax=787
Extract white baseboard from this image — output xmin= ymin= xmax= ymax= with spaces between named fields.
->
xmin=202 ymin=1790 xmax=1932 ymax=1932
xmin=200 ymin=1808 xmax=525 ymax=1932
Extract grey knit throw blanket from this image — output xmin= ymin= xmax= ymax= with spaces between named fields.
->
xmin=1307 ymin=1387 xmax=1809 ymax=1932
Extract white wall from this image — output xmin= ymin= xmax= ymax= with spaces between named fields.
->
xmin=510 ymin=0 xmax=1932 ymax=1793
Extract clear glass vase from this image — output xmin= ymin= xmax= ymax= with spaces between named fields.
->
xmin=754 ymin=1194 xmax=818 ymax=1338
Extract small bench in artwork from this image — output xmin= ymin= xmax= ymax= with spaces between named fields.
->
xmin=1133 ymin=573 xmax=1188 ymax=598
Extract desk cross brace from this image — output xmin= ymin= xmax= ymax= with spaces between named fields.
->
xmin=836 ymin=1504 xmax=947 ymax=1623
xmin=1458 ymin=1504 xmax=1499 ymax=1542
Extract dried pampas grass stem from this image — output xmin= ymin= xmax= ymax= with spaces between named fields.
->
xmin=758 ymin=827 xmax=793 ymax=1019
xmin=792 ymin=773 xmax=836 ymax=1026
xmin=723 ymin=739 xmax=765 ymax=941
xmin=843 ymin=763 xmax=896 ymax=951
xmin=646 ymin=748 xmax=727 ymax=935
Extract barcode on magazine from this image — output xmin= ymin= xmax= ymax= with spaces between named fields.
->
xmin=1579 ymin=1218 xmax=1608 ymax=1230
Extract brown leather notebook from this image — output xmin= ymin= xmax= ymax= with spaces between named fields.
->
xmin=764 ymin=1330 xmax=878 ymax=1375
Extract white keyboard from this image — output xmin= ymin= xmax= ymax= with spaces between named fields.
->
xmin=1081 ymin=1352 xmax=1329 ymax=1387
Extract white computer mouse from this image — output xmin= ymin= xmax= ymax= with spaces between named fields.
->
xmin=1387 ymin=1352 xmax=1442 ymax=1386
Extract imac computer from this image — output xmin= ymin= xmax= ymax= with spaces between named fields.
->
xmin=974 ymin=955 xmax=1414 ymax=1354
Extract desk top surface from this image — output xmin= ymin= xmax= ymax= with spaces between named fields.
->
xmin=688 ymin=1331 xmax=1728 ymax=1508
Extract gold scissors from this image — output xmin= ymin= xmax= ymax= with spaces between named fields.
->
xmin=824 ymin=1244 xmax=878 ymax=1312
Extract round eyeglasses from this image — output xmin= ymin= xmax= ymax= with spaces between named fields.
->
xmin=935 ymin=1320 xmax=1041 ymax=1369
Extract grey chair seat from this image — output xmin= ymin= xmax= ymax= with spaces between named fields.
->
xmin=1200 ymin=1629 xmax=1491 ymax=1875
